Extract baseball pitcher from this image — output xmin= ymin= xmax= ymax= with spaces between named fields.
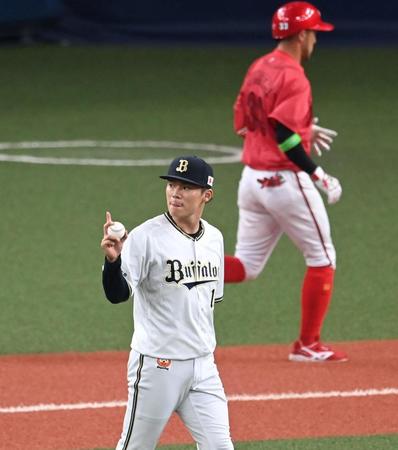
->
xmin=101 ymin=156 xmax=234 ymax=449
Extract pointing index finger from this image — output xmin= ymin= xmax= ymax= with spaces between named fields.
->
xmin=104 ymin=211 xmax=114 ymax=235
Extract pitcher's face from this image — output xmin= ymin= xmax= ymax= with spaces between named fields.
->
xmin=166 ymin=181 xmax=212 ymax=221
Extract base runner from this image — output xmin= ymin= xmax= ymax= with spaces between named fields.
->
xmin=225 ymin=2 xmax=348 ymax=362
xmin=101 ymin=156 xmax=234 ymax=449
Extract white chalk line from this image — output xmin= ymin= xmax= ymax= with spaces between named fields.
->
xmin=0 ymin=140 xmax=242 ymax=166
xmin=1 ymin=388 xmax=397 ymax=414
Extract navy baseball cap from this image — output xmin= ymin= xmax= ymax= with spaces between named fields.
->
xmin=160 ymin=156 xmax=214 ymax=189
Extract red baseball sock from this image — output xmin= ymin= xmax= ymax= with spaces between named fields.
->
xmin=299 ymin=266 xmax=335 ymax=345
xmin=224 ymin=255 xmax=246 ymax=283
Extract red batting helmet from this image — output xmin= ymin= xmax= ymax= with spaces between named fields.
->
xmin=272 ymin=2 xmax=334 ymax=39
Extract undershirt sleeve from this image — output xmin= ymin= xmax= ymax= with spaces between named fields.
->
xmin=276 ymin=122 xmax=317 ymax=175
xmin=102 ymin=256 xmax=130 ymax=304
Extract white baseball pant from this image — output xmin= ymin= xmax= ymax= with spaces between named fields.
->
xmin=116 ymin=350 xmax=234 ymax=450
xmin=235 ymin=166 xmax=336 ymax=279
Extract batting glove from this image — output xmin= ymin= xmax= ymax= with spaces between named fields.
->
xmin=312 ymin=117 xmax=338 ymax=157
xmin=311 ymin=167 xmax=342 ymax=204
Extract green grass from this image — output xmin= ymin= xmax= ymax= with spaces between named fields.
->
xmin=1 ymin=44 xmax=397 ymax=450
xmin=0 ymin=45 xmax=397 ymax=355
xmin=93 ymin=434 xmax=398 ymax=449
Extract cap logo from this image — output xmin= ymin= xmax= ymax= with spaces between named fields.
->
xmin=302 ymin=8 xmax=315 ymax=20
xmin=176 ymin=159 xmax=189 ymax=173
xmin=207 ymin=176 xmax=214 ymax=187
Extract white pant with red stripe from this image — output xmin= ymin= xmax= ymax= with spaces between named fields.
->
xmin=235 ymin=166 xmax=336 ymax=279
xmin=116 ymin=350 xmax=234 ymax=450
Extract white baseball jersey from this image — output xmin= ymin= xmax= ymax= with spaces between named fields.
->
xmin=120 ymin=212 xmax=224 ymax=360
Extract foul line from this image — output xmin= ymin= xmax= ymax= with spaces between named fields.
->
xmin=1 ymin=388 xmax=398 ymax=414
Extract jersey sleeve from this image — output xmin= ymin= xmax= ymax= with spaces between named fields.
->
xmin=268 ymin=75 xmax=312 ymax=134
xmin=233 ymin=59 xmax=260 ymax=136
xmin=120 ymin=227 xmax=150 ymax=296
xmin=215 ymin=233 xmax=224 ymax=303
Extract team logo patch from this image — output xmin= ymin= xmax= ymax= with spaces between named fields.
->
xmin=156 ymin=358 xmax=172 ymax=370
xmin=207 ymin=175 xmax=214 ymax=187
xmin=257 ymin=174 xmax=285 ymax=188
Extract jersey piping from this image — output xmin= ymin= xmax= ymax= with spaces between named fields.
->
xmin=295 ymin=173 xmax=333 ymax=266
xmin=121 ymin=353 xmax=144 ymax=450
xmin=164 ymin=212 xmax=205 ymax=241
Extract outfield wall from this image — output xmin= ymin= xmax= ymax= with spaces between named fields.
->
xmin=1 ymin=0 xmax=398 ymax=44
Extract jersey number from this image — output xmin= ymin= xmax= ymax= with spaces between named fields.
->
xmin=245 ymin=91 xmax=267 ymax=136
xmin=210 ymin=289 xmax=215 ymax=309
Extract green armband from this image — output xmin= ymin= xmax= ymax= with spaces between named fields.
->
xmin=278 ymin=133 xmax=302 ymax=152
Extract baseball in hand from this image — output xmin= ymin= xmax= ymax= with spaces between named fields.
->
xmin=108 ymin=221 xmax=126 ymax=240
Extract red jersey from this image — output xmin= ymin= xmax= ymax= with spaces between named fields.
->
xmin=234 ymin=49 xmax=313 ymax=171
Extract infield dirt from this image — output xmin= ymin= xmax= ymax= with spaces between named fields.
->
xmin=1 ymin=340 xmax=397 ymax=449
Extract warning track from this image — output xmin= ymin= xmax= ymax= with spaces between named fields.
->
xmin=0 ymin=340 xmax=397 ymax=449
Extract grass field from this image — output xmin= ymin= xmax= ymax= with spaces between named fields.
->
xmin=0 ymin=44 xmax=397 ymax=449
xmin=105 ymin=434 xmax=398 ymax=449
